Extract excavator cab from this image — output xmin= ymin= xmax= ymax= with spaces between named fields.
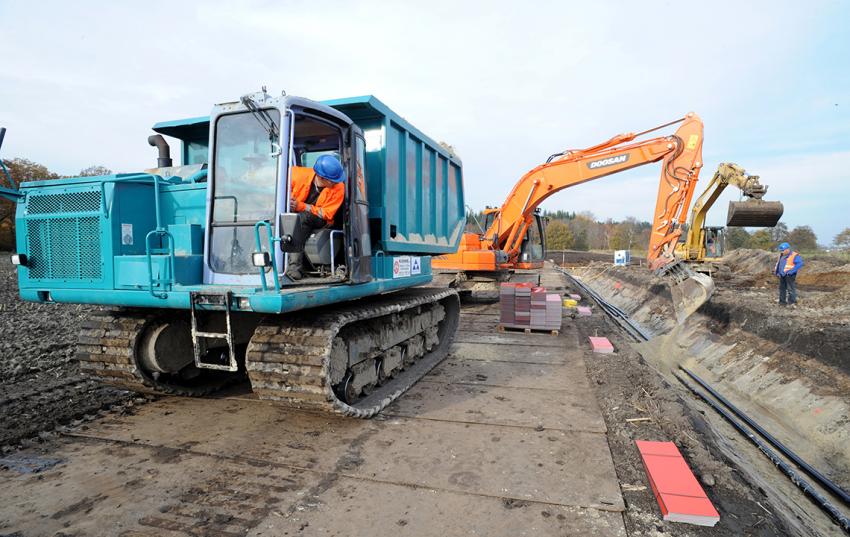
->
xmin=702 ymin=226 xmax=725 ymax=259
xmin=517 ymin=212 xmax=546 ymax=269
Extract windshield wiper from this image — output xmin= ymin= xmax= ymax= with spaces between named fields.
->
xmin=240 ymin=95 xmax=279 ymax=141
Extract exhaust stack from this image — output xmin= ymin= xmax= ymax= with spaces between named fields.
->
xmin=147 ymin=135 xmax=173 ymax=168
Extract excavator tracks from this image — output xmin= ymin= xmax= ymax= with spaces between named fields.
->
xmin=77 ymin=288 xmax=460 ymax=418
xmin=245 ymin=287 xmax=460 ymax=418
xmin=77 ymin=310 xmax=236 ymax=397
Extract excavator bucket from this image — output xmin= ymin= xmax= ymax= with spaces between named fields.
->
xmin=670 ymin=271 xmax=715 ymax=324
xmin=659 ymin=260 xmax=715 ymax=324
xmin=726 ymin=200 xmax=784 ymax=227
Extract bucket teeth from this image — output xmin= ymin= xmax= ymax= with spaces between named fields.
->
xmin=726 ymin=200 xmax=784 ymax=227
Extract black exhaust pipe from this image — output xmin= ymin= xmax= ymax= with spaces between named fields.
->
xmin=0 ymin=127 xmax=6 ymax=152
xmin=147 ymin=134 xmax=173 ymax=168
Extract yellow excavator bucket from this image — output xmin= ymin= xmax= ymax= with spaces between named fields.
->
xmin=727 ymin=200 xmax=784 ymax=227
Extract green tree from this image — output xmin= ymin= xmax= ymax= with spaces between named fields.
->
xmin=769 ymin=222 xmax=789 ymax=242
xmin=545 ymin=220 xmax=574 ymax=250
xmin=572 ymin=228 xmax=589 ymax=251
xmin=787 ymin=225 xmax=818 ymax=251
xmin=834 ymin=227 xmax=850 ymax=249
xmin=608 ymin=222 xmax=633 ymax=250
xmin=79 ymin=165 xmax=112 ymax=177
xmin=748 ymin=229 xmax=773 ymax=250
xmin=465 ymin=209 xmax=486 ymax=233
xmin=726 ymin=227 xmax=750 ymax=249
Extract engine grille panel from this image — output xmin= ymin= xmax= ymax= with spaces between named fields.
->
xmin=26 ymin=192 xmax=103 ymax=281
xmin=27 ymin=191 xmax=102 ymax=215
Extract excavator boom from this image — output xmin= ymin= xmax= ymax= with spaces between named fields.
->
xmin=434 ymin=112 xmax=715 ymax=320
xmin=436 ymin=113 xmax=705 ymax=271
xmin=679 ymin=162 xmax=784 ymax=261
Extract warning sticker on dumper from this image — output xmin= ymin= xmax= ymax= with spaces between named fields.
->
xmin=411 ymin=257 xmax=421 ymax=275
xmin=392 ymin=256 xmax=411 ymax=278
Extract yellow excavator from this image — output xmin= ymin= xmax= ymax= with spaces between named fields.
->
xmin=676 ymin=162 xmax=783 ymax=263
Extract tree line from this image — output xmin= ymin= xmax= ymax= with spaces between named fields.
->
xmin=465 ymin=209 xmax=850 ymax=253
xmin=467 ymin=209 xmax=653 ymax=251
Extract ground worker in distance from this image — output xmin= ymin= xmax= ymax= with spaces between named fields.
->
xmin=774 ymin=241 xmax=804 ymax=306
xmin=286 ymin=155 xmax=346 ymax=280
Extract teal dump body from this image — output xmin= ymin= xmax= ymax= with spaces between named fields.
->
xmin=323 ymin=96 xmax=465 ymax=254
xmin=11 ymin=96 xmax=464 ymax=314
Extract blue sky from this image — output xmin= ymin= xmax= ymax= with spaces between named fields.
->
xmin=1 ymin=0 xmax=848 ymax=244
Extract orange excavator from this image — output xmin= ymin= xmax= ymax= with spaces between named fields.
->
xmin=433 ymin=112 xmax=715 ymax=320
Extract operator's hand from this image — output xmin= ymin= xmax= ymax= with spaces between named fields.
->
xmin=289 ymin=197 xmax=299 ymax=211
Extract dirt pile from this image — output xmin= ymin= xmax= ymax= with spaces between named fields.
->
xmin=0 ymin=256 xmax=135 ymax=446
xmin=722 ymin=248 xmax=775 ymax=275
xmin=716 ymin=248 xmax=850 ymax=289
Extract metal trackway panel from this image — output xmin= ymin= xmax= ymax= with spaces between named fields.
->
xmin=0 ymin=268 xmax=626 ymax=536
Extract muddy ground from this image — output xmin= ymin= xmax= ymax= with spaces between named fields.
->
xmin=0 ymin=255 xmax=137 ymax=448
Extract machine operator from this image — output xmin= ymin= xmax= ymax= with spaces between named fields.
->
xmin=286 ymin=155 xmax=346 ymax=280
xmin=775 ymin=241 xmax=804 ymax=306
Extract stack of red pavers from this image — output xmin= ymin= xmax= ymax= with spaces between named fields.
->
xmin=514 ymin=283 xmax=532 ymax=326
xmin=499 ymin=283 xmax=562 ymax=331
xmin=499 ymin=283 xmax=518 ymax=325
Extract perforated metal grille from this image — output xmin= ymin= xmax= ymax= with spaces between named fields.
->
xmin=27 ymin=191 xmax=102 ymax=214
xmin=26 ymin=217 xmax=102 ymax=280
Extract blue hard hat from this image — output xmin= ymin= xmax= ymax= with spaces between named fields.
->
xmin=313 ymin=155 xmax=346 ymax=183
xmin=778 ymin=242 xmax=790 ymax=251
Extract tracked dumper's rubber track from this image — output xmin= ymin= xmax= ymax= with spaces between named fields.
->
xmin=245 ymin=287 xmax=460 ymax=418
xmin=77 ymin=311 xmax=235 ymax=396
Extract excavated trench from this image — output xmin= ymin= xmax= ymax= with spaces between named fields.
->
xmin=570 ymin=250 xmax=850 ymax=535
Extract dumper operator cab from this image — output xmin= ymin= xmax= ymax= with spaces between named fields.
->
xmin=203 ymin=90 xmax=371 ymax=288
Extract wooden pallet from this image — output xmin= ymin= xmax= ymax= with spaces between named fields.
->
xmin=498 ymin=324 xmax=560 ymax=336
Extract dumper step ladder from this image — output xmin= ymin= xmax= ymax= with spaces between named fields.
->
xmin=189 ymin=291 xmax=238 ymax=372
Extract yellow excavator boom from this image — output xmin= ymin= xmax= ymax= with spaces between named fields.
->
xmin=678 ymin=163 xmax=783 ymax=261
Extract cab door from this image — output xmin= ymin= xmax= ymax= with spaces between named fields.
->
xmin=517 ymin=212 xmax=546 ymax=269
xmin=204 ymin=106 xmax=289 ymax=286
xmin=347 ymin=129 xmax=372 ymax=283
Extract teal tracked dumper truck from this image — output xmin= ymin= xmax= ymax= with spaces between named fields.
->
xmin=2 ymin=91 xmax=465 ymax=417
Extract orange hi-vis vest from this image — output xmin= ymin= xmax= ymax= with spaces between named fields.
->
xmin=775 ymin=251 xmax=798 ymax=275
xmin=290 ymin=166 xmax=345 ymax=225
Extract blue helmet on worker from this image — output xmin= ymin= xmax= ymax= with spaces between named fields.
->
xmin=778 ymin=242 xmax=790 ymax=251
xmin=313 ymin=155 xmax=346 ymax=183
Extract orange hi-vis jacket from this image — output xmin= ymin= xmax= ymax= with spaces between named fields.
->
xmin=775 ymin=251 xmax=803 ymax=276
xmin=290 ymin=166 xmax=345 ymax=226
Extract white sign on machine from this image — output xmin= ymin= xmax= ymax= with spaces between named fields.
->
xmin=121 ymin=223 xmax=134 ymax=246
xmin=392 ymin=256 xmax=411 ymax=278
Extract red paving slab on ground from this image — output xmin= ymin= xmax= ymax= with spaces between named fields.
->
xmin=589 ymin=336 xmax=614 ymax=354
xmin=636 ymin=440 xmax=720 ymax=527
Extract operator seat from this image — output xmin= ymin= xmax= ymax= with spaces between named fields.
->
xmin=303 ymin=179 xmax=346 ymax=268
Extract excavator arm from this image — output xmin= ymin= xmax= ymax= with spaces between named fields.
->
xmin=679 ymin=162 xmax=783 ymax=261
xmin=480 ymin=113 xmax=704 ymax=269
